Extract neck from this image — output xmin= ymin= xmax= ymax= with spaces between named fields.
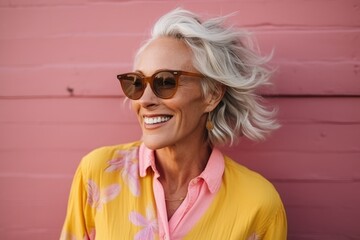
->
xmin=155 ymin=140 xmax=211 ymax=193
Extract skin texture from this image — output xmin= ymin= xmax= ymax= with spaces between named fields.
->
xmin=131 ymin=37 xmax=223 ymax=219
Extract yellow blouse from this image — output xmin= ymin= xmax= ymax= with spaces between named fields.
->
xmin=61 ymin=142 xmax=287 ymax=239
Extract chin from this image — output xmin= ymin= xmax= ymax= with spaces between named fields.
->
xmin=141 ymin=135 xmax=170 ymax=150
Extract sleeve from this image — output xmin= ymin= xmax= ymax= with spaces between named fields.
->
xmin=60 ymin=162 xmax=94 ymax=240
xmin=262 ymin=203 xmax=287 ymax=240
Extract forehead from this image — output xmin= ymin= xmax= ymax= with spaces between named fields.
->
xmin=134 ymin=37 xmax=195 ymax=74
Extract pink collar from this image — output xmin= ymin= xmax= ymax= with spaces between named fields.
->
xmin=139 ymin=143 xmax=225 ymax=194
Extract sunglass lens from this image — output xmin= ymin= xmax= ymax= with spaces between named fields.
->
xmin=120 ymin=74 xmax=144 ymax=100
xmin=153 ymin=72 xmax=177 ymax=98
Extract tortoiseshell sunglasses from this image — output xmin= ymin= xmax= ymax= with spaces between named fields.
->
xmin=117 ymin=69 xmax=203 ymax=100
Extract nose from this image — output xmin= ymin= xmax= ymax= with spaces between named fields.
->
xmin=137 ymin=83 xmax=159 ymax=107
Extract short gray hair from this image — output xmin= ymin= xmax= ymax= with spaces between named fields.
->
xmin=136 ymin=8 xmax=279 ymax=146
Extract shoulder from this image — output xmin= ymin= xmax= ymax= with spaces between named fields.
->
xmin=223 ymin=156 xmax=283 ymax=209
xmin=224 ymin=156 xmax=276 ymax=191
xmin=78 ymin=141 xmax=141 ymax=176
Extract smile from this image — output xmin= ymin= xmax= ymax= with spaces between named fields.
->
xmin=144 ymin=116 xmax=172 ymax=125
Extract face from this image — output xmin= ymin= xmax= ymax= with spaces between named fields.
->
xmin=131 ymin=37 xmax=215 ymax=150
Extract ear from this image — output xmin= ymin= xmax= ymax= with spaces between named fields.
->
xmin=204 ymin=84 xmax=225 ymax=113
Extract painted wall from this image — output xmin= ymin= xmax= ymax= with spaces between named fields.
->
xmin=1 ymin=0 xmax=359 ymax=239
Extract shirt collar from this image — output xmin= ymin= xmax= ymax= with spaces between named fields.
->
xmin=139 ymin=142 xmax=158 ymax=178
xmin=139 ymin=142 xmax=225 ymax=194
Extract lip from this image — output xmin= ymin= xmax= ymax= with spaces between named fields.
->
xmin=142 ymin=114 xmax=173 ymax=129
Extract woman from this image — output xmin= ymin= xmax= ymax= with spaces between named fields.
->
xmin=61 ymin=8 xmax=287 ymax=240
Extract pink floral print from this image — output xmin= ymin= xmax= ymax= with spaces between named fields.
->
xmin=87 ymin=180 xmax=121 ymax=210
xmin=83 ymin=228 xmax=96 ymax=240
xmin=106 ymin=148 xmax=140 ymax=196
xmin=129 ymin=205 xmax=158 ymax=240
xmin=247 ymin=232 xmax=260 ymax=240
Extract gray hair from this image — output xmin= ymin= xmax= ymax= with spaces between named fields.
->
xmin=135 ymin=8 xmax=279 ymax=146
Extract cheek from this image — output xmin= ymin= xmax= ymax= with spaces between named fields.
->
xmin=172 ymin=96 xmax=208 ymax=116
xmin=130 ymin=101 xmax=140 ymax=115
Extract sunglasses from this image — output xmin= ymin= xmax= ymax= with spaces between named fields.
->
xmin=117 ymin=69 xmax=204 ymax=100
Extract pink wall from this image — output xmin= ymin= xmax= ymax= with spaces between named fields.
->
xmin=1 ymin=1 xmax=359 ymax=239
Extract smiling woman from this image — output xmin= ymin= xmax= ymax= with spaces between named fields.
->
xmin=131 ymin=37 xmax=217 ymax=151
xmin=61 ymin=8 xmax=287 ymax=240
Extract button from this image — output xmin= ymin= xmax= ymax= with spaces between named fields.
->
xmin=190 ymin=179 xmax=198 ymax=185
xmin=161 ymin=233 xmax=167 ymax=240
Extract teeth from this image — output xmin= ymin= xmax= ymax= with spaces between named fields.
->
xmin=144 ymin=116 xmax=171 ymax=125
